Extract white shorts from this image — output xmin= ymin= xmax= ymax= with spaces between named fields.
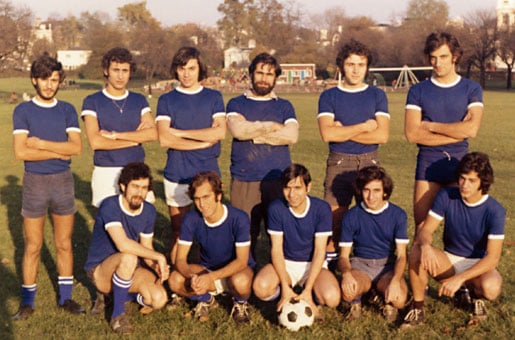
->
xmin=91 ymin=166 xmax=155 ymax=207
xmin=213 ymin=278 xmax=230 ymax=295
xmin=445 ymin=251 xmax=480 ymax=275
xmin=285 ymin=259 xmax=328 ymax=287
xmin=164 ymin=178 xmax=192 ymax=207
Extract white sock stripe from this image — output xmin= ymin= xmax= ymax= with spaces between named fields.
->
xmin=22 ymin=284 xmax=37 ymax=291
xmin=136 ymin=294 xmax=150 ymax=308
xmin=58 ymin=277 xmax=74 ymax=285
xmin=263 ymin=287 xmax=281 ymax=301
xmin=112 ymin=273 xmax=133 ymax=288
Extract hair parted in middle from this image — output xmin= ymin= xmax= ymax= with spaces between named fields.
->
xmin=354 ymin=165 xmax=394 ymax=200
xmin=424 ymin=31 xmax=463 ymax=65
xmin=170 ymin=46 xmax=208 ymax=81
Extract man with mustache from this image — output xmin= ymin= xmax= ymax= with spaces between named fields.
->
xmin=227 ymin=53 xmax=299 ymax=259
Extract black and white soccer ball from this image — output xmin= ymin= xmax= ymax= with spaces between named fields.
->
xmin=278 ymin=299 xmax=314 ymax=332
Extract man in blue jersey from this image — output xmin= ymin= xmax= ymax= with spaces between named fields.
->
xmin=402 ymin=152 xmax=505 ymax=329
xmin=339 ymin=166 xmax=408 ymax=322
xmin=82 ymin=47 xmax=157 ymax=208
xmin=317 ymin=39 xmax=390 ymax=267
xmin=227 ymin=53 xmax=299 ymax=259
xmin=253 ymin=164 xmax=340 ymax=318
xmin=168 ymin=171 xmax=254 ymax=324
xmin=404 ymin=32 xmax=483 ymax=232
xmin=12 ymin=53 xmax=84 ymax=320
xmin=156 ymin=47 xmax=226 ymax=267
xmin=84 ymin=163 xmax=169 ymax=334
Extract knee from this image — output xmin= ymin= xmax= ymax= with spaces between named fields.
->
xmin=320 ymin=288 xmax=341 ymax=308
xmin=168 ymin=271 xmax=186 ymax=293
xmin=55 ymin=238 xmax=72 ymax=253
xmin=231 ymin=271 xmax=253 ymax=292
xmin=252 ymin=277 xmax=273 ymax=299
xmin=118 ymin=253 xmax=138 ymax=273
xmin=150 ymin=287 xmax=168 ymax=309
xmin=480 ymin=278 xmax=502 ymax=301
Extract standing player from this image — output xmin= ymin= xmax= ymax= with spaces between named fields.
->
xmin=156 ymin=47 xmax=226 ymax=265
xmin=253 ymin=164 xmax=340 ymax=317
xmin=404 ymin=32 xmax=483 ymax=231
xmin=227 ymin=53 xmax=299 ymax=258
xmin=84 ymin=163 xmax=169 ymax=334
xmin=317 ymin=39 xmax=390 ymax=265
xmin=168 ymin=171 xmax=254 ymax=323
xmin=339 ymin=166 xmax=408 ymax=322
xmin=12 ymin=53 xmax=84 ymax=319
xmin=82 ymin=47 xmax=157 ymax=208
xmin=402 ymin=152 xmax=505 ymax=329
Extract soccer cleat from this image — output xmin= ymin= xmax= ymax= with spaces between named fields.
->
xmin=12 ymin=305 xmax=34 ymax=320
xmin=166 ymin=293 xmax=187 ymax=311
xmin=190 ymin=297 xmax=217 ymax=322
xmin=382 ymin=303 xmax=398 ymax=323
xmin=91 ymin=292 xmax=106 ymax=315
xmin=470 ymin=299 xmax=488 ymax=323
xmin=59 ymin=299 xmax=86 ymax=315
xmin=230 ymin=301 xmax=250 ymax=324
xmin=345 ymin=302 xmax=362 ymax=320
xmin=110 ymin=313 xmax=134 ymax=334
xmin=400 ymin=305 xmax=425 ymax=329
xmin=454 ymin=287 xmax=472 ymax=310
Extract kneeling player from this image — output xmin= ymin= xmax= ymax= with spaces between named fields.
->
xmin=253 ymin=164 xmax=340 ymax=317
xmin=338 ymin=166 xmax=409 ymax=322
xmin=402 ymin=152 xmax=505 ymax=329
xmin=84 ymin=163 xmax=169 ymax=334
xmin=168 ymin=171 xmax=254 ymax=323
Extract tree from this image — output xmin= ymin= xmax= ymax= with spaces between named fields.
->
xmin=405 ymin=0 xmax=449 ymax=31
xmin=497 ymin=27 xmax=515 ymax=89
xmin=217 ymin=0 xmax=254 ymax=48
xmin=0 ymin=0 xmax=33 ymax=69
xmin=460 ymin=9 xmax=498 ymax=88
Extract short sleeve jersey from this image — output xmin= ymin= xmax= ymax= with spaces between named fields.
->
xmin=178 ymin=204 xmax=255 ymax=270
xmin=84 ymin=195 xmax=156 ymax=271
xmin=429 ymin=187 xmax=505 ymax=258
xmin=339 ymin=202 xmax=409 ymax=259
xmin=227 ymin=94 xmax=297 ymax=181
xmin=156 ymin=87 xmax=225 ymax=184
xmin=13 ymin=98 xmax=81 ymax=174
xmin=267 ymin=196 xmax=332 ymax=262
xmin=405 ymin=77 xmax=483 ymax=154
xmin=317 ymin=85 xmax=389 ymax=155
xmin=81 ymin=89 xmax=150 ymax=167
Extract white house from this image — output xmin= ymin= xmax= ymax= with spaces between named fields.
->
xmin=57 ymin=49 xmax=92 ymax=70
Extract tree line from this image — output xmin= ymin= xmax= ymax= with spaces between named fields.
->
xmin=0 ymin=0 xmax=513 ymax=89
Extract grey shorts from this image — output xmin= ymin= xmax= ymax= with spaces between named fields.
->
xmin=350 ymin=257 xmax=393 ymax=283
xmin=22 ymin=169 xmax=77 ymax=218
xmin=323 ymin=151 xmax=379 ymax=207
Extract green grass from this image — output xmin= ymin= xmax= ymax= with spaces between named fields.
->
xmin=0 ymin=78 xmax=513 ymax=339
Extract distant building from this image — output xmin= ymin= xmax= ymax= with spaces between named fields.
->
xmin=497 ymin=0 xmax=515 ymax=29
xmin=277 ymin=64 xmax=316 ymax=85
xmin=33 ymin=18 xmax=52 ymax=42
xmin=224 ymin=46 xmax=253 ymax=68
xmin=57 ymin=49 xmax=92 ymax=70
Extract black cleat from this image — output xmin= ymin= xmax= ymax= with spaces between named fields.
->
xmin=59 ymin=299 xmax=86 ymax=315
xmin=12 ymin=305 xmax=34 ymax=320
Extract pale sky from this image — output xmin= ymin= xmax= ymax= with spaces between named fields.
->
xmin=12 ymin=0 xmax=497 ymax=27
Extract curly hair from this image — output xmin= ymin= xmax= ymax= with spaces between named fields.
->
xmin=101 ymin=47 xmax=137 ymax=75
xmin=336 ymin=39 xmax=373 ymax=75
xmin=354 ymin=166 xmax=394 ymax=200
xmin=455 ymin=152 xmax=494 ymax=194
xmin=30 ymin=52 xmax=65 ymax=82
xmin=118 ymin=162 xmax=153 ymax=193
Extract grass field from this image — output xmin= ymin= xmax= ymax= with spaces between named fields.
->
xmin=0 ymin=78 xmax=513 ymax=339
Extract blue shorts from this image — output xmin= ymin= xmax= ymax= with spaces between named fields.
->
xmin=22 ymin=170 xmax=77 ymax=218
xmin=350 ymin=257 xmax=393 ymax=283
xmin=415 ymin=150 xmax=466 ymax=183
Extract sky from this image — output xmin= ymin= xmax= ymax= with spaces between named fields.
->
xmin=12 ymin=0 xmax=498 ymax=27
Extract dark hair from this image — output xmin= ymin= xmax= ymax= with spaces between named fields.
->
xmin=188 ymin=171 xmax=224 ymax=201
xmin=455 ymin=152 xmax=494 ymax=194
xmin=354 ymin=166 xmax=394 ymax=200
xmin=118 ymin=162 xmax=153 ymax=192
xmin=281 ymin=163 xmax=312 ymax=188
xmin=170 ymin=46 xmax=208 ymax=81
xmin=336 ymin=39 xmax=373 ymax=75
xmin=249 ymin=53 xmax=282 ymax=79
xmin=424 ymin=32 xmax=463 ymax=64
xmin=101 ymin=47 xmax=137 ymax=75
xmin=30 ymin=52 xmax=65 ymax=82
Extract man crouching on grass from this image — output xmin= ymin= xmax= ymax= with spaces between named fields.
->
xmin=167 ymin=171 xmax=254 ymax=324
xmin=84 ymin=162 xmax=169 ymax=334
xmin=402 ymin=152 xmax=505 ymax=329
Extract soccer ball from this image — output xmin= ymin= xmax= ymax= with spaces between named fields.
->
xmin=278 ymin=299 xmax=314 ymax=332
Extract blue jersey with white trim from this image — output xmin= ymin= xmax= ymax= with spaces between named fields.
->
xmin=268 ymin=196 xmax=332 ymax=262
xmin=13 ymin=98 xmax=80 ymax=174
xmin=179 ymin=204 xmax=254 ymax=270
xmin=405 ymin=77 xmax=483 ymax=154
xmin=340 ymin=202 xmax=409 ymax=259
xmin=430 ymin=187 xmax=505 ymax=258
xmin=156 ymin=87 xmax=225 ymax=184
xmin=84 ymin=195 xmax=156 ymax=271
xmin=228 ymin=94 xmax=297 ymax=181
xmin=81 ymin=89 xmax=150 ymax=166
xmin=317 ymin=85 xmax=389 ymax=155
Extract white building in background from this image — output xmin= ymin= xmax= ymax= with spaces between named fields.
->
xmin=57 ymin=49 xmax=92 ymax=70
xmin=497 ymin=0 xmax=515 ymax=29
xmin=33 ymin=18 xmax=52 ymax=42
